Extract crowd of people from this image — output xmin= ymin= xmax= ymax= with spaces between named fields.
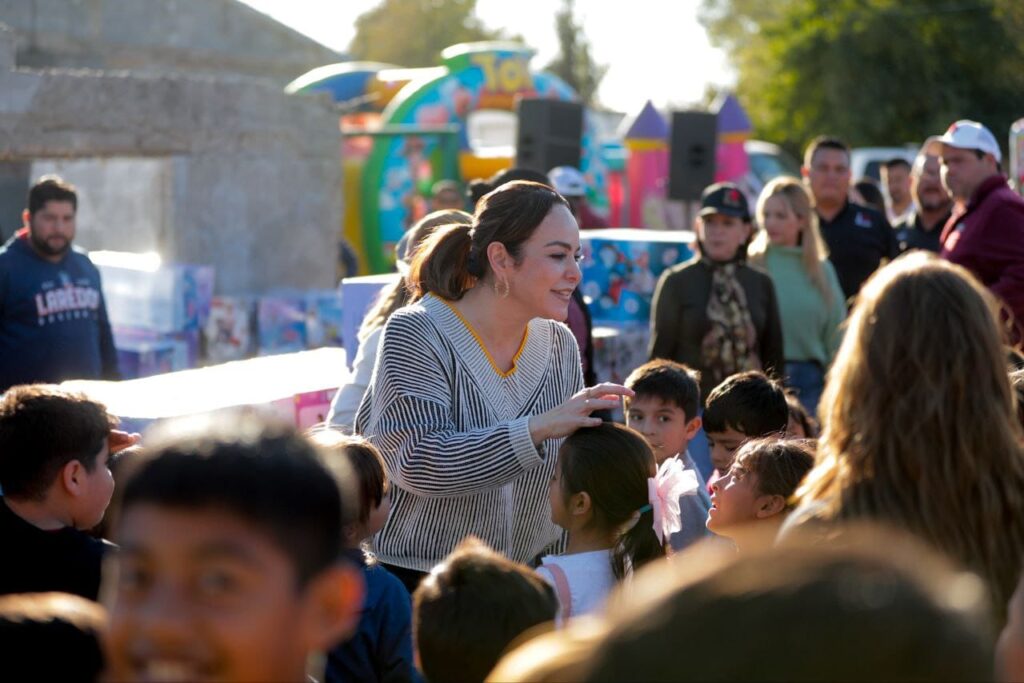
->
xmin=2 ymin=118 xmax=1024 ymax=682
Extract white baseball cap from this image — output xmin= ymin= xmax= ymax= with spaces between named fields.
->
xmin=924 ymin=120 xmax=1002 ymax=163
xmin=548 ymin=166 xmax=587 ymax=197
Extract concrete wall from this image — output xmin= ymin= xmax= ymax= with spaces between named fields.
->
xmin=0 ymin=24 xmax=345 ymax=295
xmin=1 ymin=0 xmax=342 ymax=86
xmin=31 ymin=157 xmax=173 ymax=253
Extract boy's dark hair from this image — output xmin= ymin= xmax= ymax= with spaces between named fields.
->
xmin=310 ymin=430 xmax=387 ymax=524
xmin=28 ymin=175 xmax=78 ymax=216
xmin=804 ymin=135 xmax=850 ymax=168
xmin=0 ymin=592 xmax=106 ymax=681
xmin=559 ymin=423 xmax=664 ymax=580
xmin=414 ymin=537 xmax=557 ymax=683
xmin=624 ymin=360 xmax=701 ymax=421
xmin=785 ymin=391 xmax=819 ymax=438
xmin=467 ymin=167 xmax=551 ymax=207
xmin=580 ymin=528 xmax=994 ymax=682
xmin=883 ymin=158 xmax=912 ymax=172
xmin=854 ymin=178 xmax=886 ymax=212
xmin=702 ymin=371 xmax=788 ymax=437
xmin=732 ymin=438 xmax=815 ymax=506
xmin=0 ymin=385 xmax=118 ymax=500
xmin=113 ymin=412 xmax=353 ymax=587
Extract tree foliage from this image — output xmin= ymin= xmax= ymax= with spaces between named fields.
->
xmin=544 ymin=0 xmax=608 ymax=106
xmin=348 ymin=0 xmax=513 ymax=67
xmin=700 ymin=0 xmax=1024 ymax=156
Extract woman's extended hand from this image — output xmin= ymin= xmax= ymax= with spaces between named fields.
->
xmin=528 ymin=383 xmax=634 ymax=444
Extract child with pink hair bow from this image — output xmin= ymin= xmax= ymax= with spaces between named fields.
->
xmin=538 ymin=423 xmax=695 ymax=626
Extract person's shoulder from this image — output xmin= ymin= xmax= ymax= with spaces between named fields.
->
xmin=360 ymin=563 xmax=412 ymax=619
xmin=658 ymin=255 xmax=703 ymax=282
xmin=369 ymin=563 xmax=411 ymax=603
xmin=892 ymin=212 xmax=914 ymax=232
xmin=740 ymin=261 xmax=775 ymax=285
xmin=847 ymin=202 xmax=888 ymax=228
xmin=539 ymin=317 xmax=575 ymax=345
xmin=382 ymin=297 xmax=438 ymax=338
xmin=989 ymin=182 xmax=1024 ymax=214
xmin=0 ymin=234 xmax=25 ymax=261
xmin=820 ymin=257 xmax=843 ymax=283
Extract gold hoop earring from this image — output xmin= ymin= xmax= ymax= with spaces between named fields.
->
xmin=493 ymin=278 xmax=510 ymax=299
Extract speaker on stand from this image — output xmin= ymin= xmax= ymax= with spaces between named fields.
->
xmin=668 ymin=111 xmax=719 ymax=228
xmin=514 ymin=98 xmax=584 ymax=174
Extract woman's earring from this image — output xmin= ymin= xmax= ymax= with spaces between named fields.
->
xmin=494 ymin=278 xmax=510 ymax=298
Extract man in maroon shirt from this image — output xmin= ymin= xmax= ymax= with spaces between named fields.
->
xmin=927 ymin=120 xmax=1024 ymax=343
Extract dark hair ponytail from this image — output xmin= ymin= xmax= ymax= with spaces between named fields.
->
xmin=408 ymin=180 xmax=570 ymax=301
xmin=614 ymin=503 xmax=664 ymax=578
xmin=408 ymin=223 xmax=476 ymax=300
xmin=558 ymin=423 xmax=665 ymax=580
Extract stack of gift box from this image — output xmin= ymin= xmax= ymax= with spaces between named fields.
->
xmin=93 ymin=251 xmax=213 ymax=380
xmin=94 ymin=251 xmax=348 ymax=380
xmin=578 ymin=229 xmax=696 ymax=384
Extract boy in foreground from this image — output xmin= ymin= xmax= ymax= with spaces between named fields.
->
xmin=103 ymin=412 xmax=364 ymax=683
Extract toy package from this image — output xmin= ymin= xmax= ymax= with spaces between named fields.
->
xmin=92 ymin=251 xmax=214 ymax=334
xmin=204 ymin=296 xmax=256 ymax=364
xmin=579 ymin=228 xmax=694 ymax=325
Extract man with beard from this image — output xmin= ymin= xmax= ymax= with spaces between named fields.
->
xmin=893 ymin=147 xmax=954 ymax=254
xmin=0 ymin=176 xmax=119 ymax=390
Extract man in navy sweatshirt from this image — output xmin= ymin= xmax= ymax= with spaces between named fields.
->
xmin=927 ymin=120 xmax=1024 ymax=345
xmin=0 ymin=175 xmax=119 ymax=390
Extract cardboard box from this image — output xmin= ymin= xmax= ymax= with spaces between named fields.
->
xmin=93 ymin=251 xmax=214 ymax=334
xmin=114 ymin=327 xmax=200 ymax=373
xmin=340 ymin=273 xmax=401 ymax=370
xmin=305 ymin=289 xmax=344 ymax=349
xmin=579 ymin=228 xmax=695 ymax=325
xmin=257 ymin=293 xmax=308 ymax=356
xmin=591 ymin=324 xmax=651 ymax=386
xmin=116 ymin=339 xmax=177 ymax=379
xmin=204 ymin=296 xmax=256 ymax=364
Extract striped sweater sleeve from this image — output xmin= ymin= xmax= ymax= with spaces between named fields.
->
xmin=358 ymin=311 xmax=546 ymax=498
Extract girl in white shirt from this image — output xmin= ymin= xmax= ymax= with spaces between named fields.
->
xmin=539 ymin=422 xmax=692 ymax=625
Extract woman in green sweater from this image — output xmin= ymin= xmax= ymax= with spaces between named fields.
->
xmin=749 ymin=177 xmax=846 ymax=416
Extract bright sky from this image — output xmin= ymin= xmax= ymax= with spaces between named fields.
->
xmin=237 ymin=0 xmax=734 ymax=114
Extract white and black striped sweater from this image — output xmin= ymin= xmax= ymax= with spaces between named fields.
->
xmin=354 ymin=294 xmax=583 ymax=571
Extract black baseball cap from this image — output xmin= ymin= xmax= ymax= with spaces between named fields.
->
xmin=699 ymin=182 xmax=750 ymax=221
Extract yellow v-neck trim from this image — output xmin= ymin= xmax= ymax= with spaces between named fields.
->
xmin=441 ymin=299 xmax=529 ymax=378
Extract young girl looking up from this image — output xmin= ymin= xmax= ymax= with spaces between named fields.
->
xmin=706 ymin=437 xmax=814 ymax=553
xmin=310 ymin=429 xmax=415 ymax=683
xmin=749 ymin=177 xmax=846 ymax=416
xmin=538 ymin=422 xmax=691 ymax=625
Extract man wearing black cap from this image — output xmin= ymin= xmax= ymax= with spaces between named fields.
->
xmin=649 ymin=182 xmax=784 ymax=403
xmin=802 ymin=136 xmax=899 ymax=301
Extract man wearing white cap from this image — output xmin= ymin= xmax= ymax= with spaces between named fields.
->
xmin=548 ymin=166 xmax=609 ymax=230
xmin=927 ymin=119 xmax=1024 ymax=342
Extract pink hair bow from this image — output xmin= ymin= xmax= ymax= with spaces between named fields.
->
xmin=646 ymin=457 xmax=700 ymax=544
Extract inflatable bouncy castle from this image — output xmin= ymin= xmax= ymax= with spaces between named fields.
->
xmin=288 ymin=42 xmax=609 ymax=273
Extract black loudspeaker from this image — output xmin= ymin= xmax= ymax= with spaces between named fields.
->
xmin=515 ymin=98 xmax=584 ymax=173
xmin=668 ymin=111 xmax=718 ymax=201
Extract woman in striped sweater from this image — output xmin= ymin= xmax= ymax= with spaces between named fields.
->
xmin=355 ymin=181 xmax=631 ymax=593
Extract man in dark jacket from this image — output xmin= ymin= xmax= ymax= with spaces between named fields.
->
xmin=927 ymin=120 xmax=1024 ymax=343
xmin=802 ymin=136 xmax=899 ymax=301
xmin=0 ymin=175 xmax=119 ymax=390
